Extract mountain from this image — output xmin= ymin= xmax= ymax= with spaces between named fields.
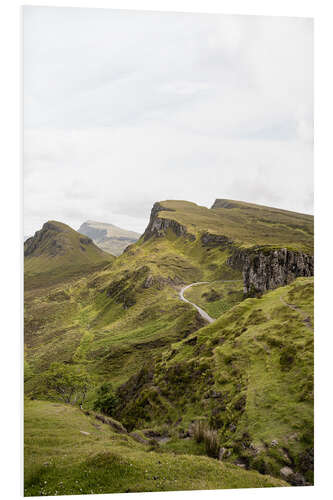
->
xmin=143 ymin=199 xmax=313 ymax=254
xmin=78 ymin=220 xmax=140 ymax=256
xmin=24 ymin=199 xmax=314 ymax=493
xmin=24 ymin=220 xmax=113 ymax=288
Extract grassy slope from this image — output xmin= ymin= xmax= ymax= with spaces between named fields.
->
xmin=184 ymin=281 xmax=244 ymax=318
xmin=158 ymin=200 xmax=313 ymax=254
xmin=24 ymin=267 xmax=205 ymax=390
xmin=117 ymin=278 xmax=313 ymax=482
xmin=24 ymin=219 xmax=243 ymax=390
xmin=24 ymin=200 xmax=314 ymax=489
xmin=25 ymin=200 xmax=313 ymax=389
xmin=24 ymin=399 xmax=286 ymax=496
xmin=24 ymin=221 xmax=113 ymax=288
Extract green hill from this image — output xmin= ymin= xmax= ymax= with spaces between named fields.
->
xmin=150 ymin=199 xmax=313 ymax=254
xmin=24 ymin=199 xmax=314 ymax=491
xmin=115 ymin=277 xmax=314 ymax=485
xmin=24 ymin=220 xmax=113 ymax=288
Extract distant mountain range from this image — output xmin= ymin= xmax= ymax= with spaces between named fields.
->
xmin=78 ymin=220 xmax=140 ymax=256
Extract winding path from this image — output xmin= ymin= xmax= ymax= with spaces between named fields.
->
xmin=179 ymin=280 xmax=243 ymax=324
xmin=179 ymin=282 xmax=215 ymax=323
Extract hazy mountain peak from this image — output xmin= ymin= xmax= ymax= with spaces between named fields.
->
xmin=78 ymin=220 xmax=140 ymax=256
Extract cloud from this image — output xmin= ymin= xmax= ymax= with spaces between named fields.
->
xmin=23 ymin=7 xmax=313 ymax=236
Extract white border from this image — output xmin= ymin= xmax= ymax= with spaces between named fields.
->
xmin=1 ymin=1 xmax=332 ymax=499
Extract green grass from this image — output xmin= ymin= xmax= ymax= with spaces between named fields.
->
xmin=24 ymin=399 xmax=287 ymax=496
xmin=184 ymin=280 xmax=244 ymax=319
xmin=24 ymin=220 xmax=113 ymax=289
xmin=156 ymin=200 xmax=313 ymax=254
xmin=117 ymin=278 xmax=314 ymax=483
xmin=24 ymin=200 xmax=314 ymax=490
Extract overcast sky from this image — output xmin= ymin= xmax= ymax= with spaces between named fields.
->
xmin=24 ymin=7 xmax=313 ymax=236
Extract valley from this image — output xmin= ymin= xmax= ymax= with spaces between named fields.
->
xmin=24 ymin=198 xmax=314 ymax=495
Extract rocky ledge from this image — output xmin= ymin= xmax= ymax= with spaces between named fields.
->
xmin=201 ymin=232 xmax=234 ymax=248
xmin=143 ymin=202 xmax=195 ymax=241
xmin=227 ymin=247 xmax=314 ymax=295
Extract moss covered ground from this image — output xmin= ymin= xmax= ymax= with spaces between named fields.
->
xmin=184 ymin=280 xmax=244 ymax=318
xmin=158 ymin=199 xmax=313 ymax=254
xmin=24 ymin=399 xmax=287 ymax=496
xmin=116 ymin=278 xmax=314 ymax=484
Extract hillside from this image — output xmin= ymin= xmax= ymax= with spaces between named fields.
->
xmin=115 ymin=277 xmax=314 ymax=485
xmin=24 ymin=399 xmax=286 ymax=496
xmin=24 ymin=198 xmax=314 ymax=491
xmin=78 ymin=220 xmax=140 ymax=256
xmin=24 ymin=220 xmax=113 ymax=288
xmin=143 ymin=199 xmax=313 ymax=254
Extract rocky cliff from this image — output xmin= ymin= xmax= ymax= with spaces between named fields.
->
xmin=143 ymin=202 xmax=195 ymax=241
xmin=227 ymin=247 xmax=314 ymax=295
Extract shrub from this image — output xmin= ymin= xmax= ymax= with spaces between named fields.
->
xmin=93 ymin=383 xmax=119 ymax=416
xmin=44 ymin=362 xmax=91 ymax=404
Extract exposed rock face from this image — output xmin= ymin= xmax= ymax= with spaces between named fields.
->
xmin=211 ymin=199 xmax=240 ymax=209
xmin=143 ymin=274 xmax=182 ymax=290
xmin=227 ymin=247 xmax=314 ymax=295
xmin=201 ymin=232 xmax=234 ymax=248
xmin=143 ymin=202 xmax=195 ymax=241
xmin=24 ymin=221 xmax=70 ymax=257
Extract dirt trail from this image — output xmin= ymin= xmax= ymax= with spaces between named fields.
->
xmin=179 ymin=282 xmax=215 ymax=323
xmin=179 ymin=280 xmax=242 ymax=324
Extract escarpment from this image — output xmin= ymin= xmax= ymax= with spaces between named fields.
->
xmin=143 ymin=202 xmax=195 ymax=241
xmin=227 ymin=247 xmax=314 ymax=295
xmin=143 ymin=199 xmax=313 ymax=296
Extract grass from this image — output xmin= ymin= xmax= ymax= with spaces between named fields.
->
xmin=24 ymin=399 xmax=287 ymax=496
xmin=156 ymin=200 xmax=313 ymax=254
xmin=24 ymin=199 xmax=314 ymax=490
xmin=184 ymin=280 xmax=244 ymax=319
xmin=24 ymin=220 xmax=113 ymax=289
xmin=117 ymin=278 xmax=314 ymax=483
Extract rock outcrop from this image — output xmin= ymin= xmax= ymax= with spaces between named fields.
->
xmin=227 ymin=247 xmax=314 ymax=295
xmin=143 ymin=202 xmax=195 ymax=241
xmin=201 ymin=232 xmax=234 ymax=248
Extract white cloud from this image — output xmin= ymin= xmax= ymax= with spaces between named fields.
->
xmin=23 ymin=7 xmax=313 ymax=236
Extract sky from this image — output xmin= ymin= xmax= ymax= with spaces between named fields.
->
xmin=24 ymin=7 xmax=313 ymax=236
